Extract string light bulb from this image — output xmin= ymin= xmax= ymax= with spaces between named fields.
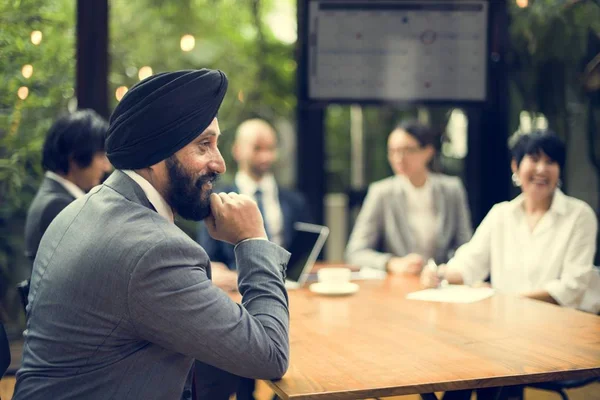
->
xmin=180 ymin=34 xmax=195 ymax=52
xmin=115 ymin=86 xmax=128 ymax=101
xmin=18 ymin=86 xmax=29 ymax=100
xmin=138 ymin=66 xmax=153 ymax=81
xmin=516 ymin=0 xmax=528 ymax=8
xmin=31 ymin=30 xmax=43 ymax=45
xmin=22 ymin=64 xmax=33 ymax=79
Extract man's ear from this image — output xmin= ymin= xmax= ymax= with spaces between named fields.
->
xmin=231 ymin=142 xmax=240 ymax=163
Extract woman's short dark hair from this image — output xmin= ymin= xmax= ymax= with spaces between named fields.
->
xmin=510 ymin=130 xmax=566 ymax=170
xmin=394 ymin=120 xmax=442 ymax=151
xmin=42 ymin=109 xmax=108 ymax=174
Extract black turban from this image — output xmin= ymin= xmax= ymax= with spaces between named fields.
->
xmin=105 ymin=69 xmax=228 ymax=169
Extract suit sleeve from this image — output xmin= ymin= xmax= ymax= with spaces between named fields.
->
xmin=128 ymin=238 xmax=291 ymax=380
xmin=544 ymin=204 xmax=598 ymax=307
xmin=344 ymin=184 xmax=391 ymax=270
xmin=197 ymin=221 xmax=236 ymax=269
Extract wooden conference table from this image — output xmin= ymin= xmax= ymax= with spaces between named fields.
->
xmin=234 ymin=264 xmax=600 ymax=400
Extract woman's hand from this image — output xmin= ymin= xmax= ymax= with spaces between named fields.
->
xmin=387 ymin=253 xmax=425 ymax=275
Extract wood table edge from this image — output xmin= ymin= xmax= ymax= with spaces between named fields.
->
xmin=263 ymin=367 xmax=600 ymax=400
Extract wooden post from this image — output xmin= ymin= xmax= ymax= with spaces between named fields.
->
xmin=76 ymin=0 xmax=109 ymax=119
xmin=296 ymin=0 xmax=326 ymax=224
xmin=465 ymin=0 xmax=511 ymax=226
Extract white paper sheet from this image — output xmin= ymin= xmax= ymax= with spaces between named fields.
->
xmin=406 ymin=285 xmax=495 ymax=303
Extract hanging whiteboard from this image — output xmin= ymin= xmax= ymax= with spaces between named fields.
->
xmin=307 ymin=0 xmax=489 ymax=102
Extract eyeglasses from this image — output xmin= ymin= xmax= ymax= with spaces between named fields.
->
xmin=388 ymin=146 xmax=422 ymax=157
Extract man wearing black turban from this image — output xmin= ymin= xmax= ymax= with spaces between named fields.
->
xmin=13 ymin=69 xmax=291 ymax=400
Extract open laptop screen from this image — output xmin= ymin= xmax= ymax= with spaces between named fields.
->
xmin=285 ymin=223 xmax=329 ymax=286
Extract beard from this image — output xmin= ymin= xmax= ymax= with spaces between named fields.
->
xmin=165 ymin=155 xmax=218 ymax=221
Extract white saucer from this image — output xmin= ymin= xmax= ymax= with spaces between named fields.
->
xmin=309 ymin=282 xmax=359 ymax=296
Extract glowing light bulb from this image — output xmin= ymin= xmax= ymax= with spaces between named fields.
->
xmin=115 ymin=86 xmax=128 ymax=101
xmin=138 ymin=66 xmax=153 ymax=81
xmin=22 ymin=64 xmax=33 ymax=79
xmin=31 ymin=30 xmax=43 ymax=45
xmin=180 ymin=34 xmax=195 ymax=52
xmin=18 ymin=86 xmax=29 ymax=100
xmin=516 ymin=0 xmax=528 ymax=8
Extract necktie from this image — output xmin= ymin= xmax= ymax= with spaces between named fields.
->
xmin=254 ymin=188 xmax=270 ymax=239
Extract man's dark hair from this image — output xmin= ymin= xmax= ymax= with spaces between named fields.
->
xmin=42 ymin=109 xmax=108 ymax=174
xmin=510 ymin=130 xmax=566 ymax=170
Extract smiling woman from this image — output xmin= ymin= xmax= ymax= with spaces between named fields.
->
xmin=421 ymin=130 xmax=598 ymax=313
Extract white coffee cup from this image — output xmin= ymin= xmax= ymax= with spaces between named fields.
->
xmin=317 ymin=267 xmax=352 ymax=286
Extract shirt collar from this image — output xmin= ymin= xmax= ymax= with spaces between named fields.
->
xmin=509 ymin=189 xmax=567 ymax=216
xmin=45 ymin=171 xmax=86 ymax=199
xmin=235 ymin=171 xmax=277 ymax=196
xmin=121 ymin=170 xmax=174 ymax=223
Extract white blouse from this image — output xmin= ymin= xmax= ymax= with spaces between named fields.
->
xmin=447 ymin=190 xmax=598 ymax=308
xmin=400 ymin=176 xmax=438 ymax=261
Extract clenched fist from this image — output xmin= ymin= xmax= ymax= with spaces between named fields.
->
xmin=204 ymin=192 xmax=267 ymax=244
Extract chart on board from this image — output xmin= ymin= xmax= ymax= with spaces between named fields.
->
xmin=307 ymin=1 xmax=489 ymax=102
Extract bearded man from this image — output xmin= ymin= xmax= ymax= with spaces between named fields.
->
xmin=13 ymin=69 xmax=290 ymax=400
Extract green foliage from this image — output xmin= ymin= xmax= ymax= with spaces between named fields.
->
xmin=0 ymin=0 xmax=75 ymax=324
xmin=109 ymin=0 xmax=297 ymax=181
xmin=508 ymin=0 xmax=600 ymax=125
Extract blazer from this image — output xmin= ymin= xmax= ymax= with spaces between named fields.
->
xmin=24 ymin=176 xmax=76 ymax=262
xmin=197 ymin=183 xmax=312 ymax=269
xmin=13 ymin=170 xmax=291 ymax=400
xmin=345 ymin=173 xmax=473 ymax=269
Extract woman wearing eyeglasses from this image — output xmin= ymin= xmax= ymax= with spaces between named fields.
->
xmin=345 ymin=120 xmax=473 ymax=274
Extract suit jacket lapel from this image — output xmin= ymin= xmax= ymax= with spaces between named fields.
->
xmin=42 ymin=176 xmax=75 ymax=200
xmin=392 ymin=179 xmax=416 ymax=253
xmin=103 ymin=170 xmax=156 ymax=213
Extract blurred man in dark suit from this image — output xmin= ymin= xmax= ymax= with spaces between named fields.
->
xmin=24 ymin=110 xmax=111 ymax=263
xmin=197 ymin=118 xmax=311 ymax=400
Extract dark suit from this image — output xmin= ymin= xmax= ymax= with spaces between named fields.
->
xmin=24 ymin=176 xmax=75 ymax=262
xmin=197 ymin=183 xmax=312 ymax=270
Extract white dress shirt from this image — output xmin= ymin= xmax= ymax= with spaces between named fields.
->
xmin=122 ymin=170 xmax=174 ymax=223
xmin=235 ymin=171 xmax=284 ymax=246
xmin=45 ymin=171 xmax=85 ymax=199
xmin=399 ymin=175 xmax=438 ymax=261
xmin=448 ymin=189 xmax=598 ymax=308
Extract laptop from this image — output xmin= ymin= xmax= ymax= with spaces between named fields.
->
xmin=284 ymin=222 xmax=329 ymax=289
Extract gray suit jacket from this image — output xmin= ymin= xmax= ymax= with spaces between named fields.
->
xmin=24 ymin=176 xmax=75 ymax=262
xmin=13 ymin=170 xmax=290 ymax=400
xmin=345 ymin=173 xmax=473 ymax=269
